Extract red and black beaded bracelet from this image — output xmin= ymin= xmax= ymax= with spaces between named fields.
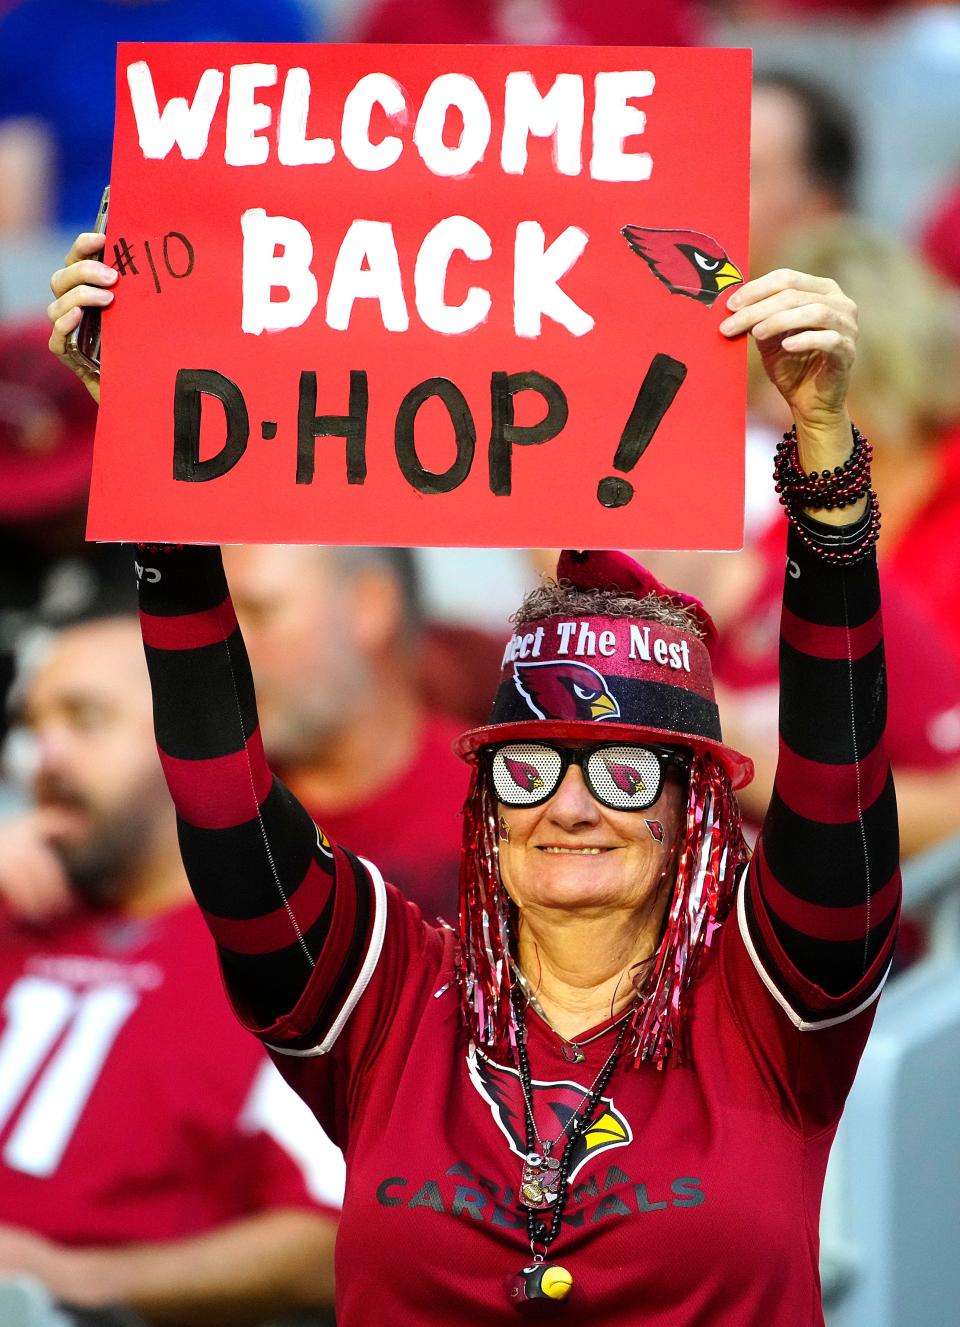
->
xmin=772 ymin=424 xmax=880 ymax=564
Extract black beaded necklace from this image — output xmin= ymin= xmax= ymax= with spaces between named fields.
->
xmin=511 ymin=959 xmax=635 ymax=1064
xmin=506 ymin=997 xmax=633 ymax=1312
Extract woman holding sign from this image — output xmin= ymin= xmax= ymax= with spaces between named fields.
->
xmin=51 ymin=239 xmax=897 ymax=1325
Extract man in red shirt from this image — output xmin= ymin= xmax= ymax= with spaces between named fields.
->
xmin=0 ymin=613 xmax=342 ymax=1325
xmin=222 ymin=545 xmax=471 ymax=923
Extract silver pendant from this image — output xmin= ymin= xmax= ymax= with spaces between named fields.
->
xmin=520 ymin=1149 xmax=562 ymax=1210
xmin=562 ymin=1042 xmax=585 ymax=1064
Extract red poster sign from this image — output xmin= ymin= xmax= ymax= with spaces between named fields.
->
xmin=87 ymin=43 xmax=751 ymax=548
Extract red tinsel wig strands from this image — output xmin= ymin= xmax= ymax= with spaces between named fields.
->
xmin=455 ymin=753 xmax=747 ymax=1069
xmin=457 ymin=765 xmax=515 ymax=1055
xmin=630 ymin=753 xmax=747 ymax=1068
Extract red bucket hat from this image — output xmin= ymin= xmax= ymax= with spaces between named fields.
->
xmin=456 ymin=549 xmax=754 ymax=790
xmin=0 ymin=322 xmax=98 ymax=523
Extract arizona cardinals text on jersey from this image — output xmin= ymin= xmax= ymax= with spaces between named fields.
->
xmin=137 ymin=522 xmax=899 ymax=1325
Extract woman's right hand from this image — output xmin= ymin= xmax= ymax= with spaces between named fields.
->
xmin=47 ymin=232 xmax=118 ymax=404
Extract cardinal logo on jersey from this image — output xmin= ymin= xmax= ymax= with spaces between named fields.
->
xmin=467 ymin=1049 xmax=633 ymax=1182
xmin=513 ymin=661 xmax=620 ymax=722
xmin=621 ymin=225 xmax=743 ymax=307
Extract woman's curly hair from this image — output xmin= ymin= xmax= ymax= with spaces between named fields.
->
xmin=512 ymin=579 xmax=707 ymax=637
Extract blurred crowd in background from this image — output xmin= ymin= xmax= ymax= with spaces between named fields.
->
xmin=0 ymin=0 xmax=958 ymax=1324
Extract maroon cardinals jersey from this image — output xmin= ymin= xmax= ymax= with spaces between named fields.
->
xmin=136 ymin=520 xmax=898 ymax=1325
xmin=268 ymin=873 xmax=886 ymax=1327
xmin=0 ymin=901 xmax=342 ymax=1245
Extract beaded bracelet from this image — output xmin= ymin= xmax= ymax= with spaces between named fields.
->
xmin=772 ymin=424 xmax=881 ymax=565
xmin=773 ymin=422 xmax=872 ymax=510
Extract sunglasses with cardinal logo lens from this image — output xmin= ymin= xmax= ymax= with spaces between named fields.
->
xmin=488 ymin=742 xmax=690 ymax=812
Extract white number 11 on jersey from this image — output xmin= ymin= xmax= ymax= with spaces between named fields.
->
xmin=0 ymin=976 xmax=139 ymax=1177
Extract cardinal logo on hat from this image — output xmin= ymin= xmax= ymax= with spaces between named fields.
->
xmin=513 ymin=661 xmax=620 ymax=723
xmin=468 ymin=1049 xmax=632 ymax=1181
xmin=621 ymin=225 xmax=743 ymax=307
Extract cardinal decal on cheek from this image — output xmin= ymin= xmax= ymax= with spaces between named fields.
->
xmin=513 ymin=661 xmax=621 ymax=722
xmin=621 ymin=225 xmax=743 ymax=307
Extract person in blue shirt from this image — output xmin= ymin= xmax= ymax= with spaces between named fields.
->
xmin=0 ymin=0 xmax=317 ymax=234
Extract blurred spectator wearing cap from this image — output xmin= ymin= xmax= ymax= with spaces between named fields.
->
xmin=222 ymin=545 xmax=472 ymax=923
xmin=0 ymin=323 xmax=97 ymax=524
xmin=0 ymin=0 xmax=316 ymax=236
xmin=352 ymin=0 xmax=700 ymax=46
xmin=0 ymin=322 xmax=129 ymax=757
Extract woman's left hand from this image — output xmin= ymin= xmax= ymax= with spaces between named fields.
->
xmin=719 ymin=269 xmax=858 ymax=435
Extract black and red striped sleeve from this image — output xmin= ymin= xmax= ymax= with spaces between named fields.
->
xmin=137 ymin=545 xmax=385 ymax=1051
xmin=738 ymin=513 xmax=901 ymax=1028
